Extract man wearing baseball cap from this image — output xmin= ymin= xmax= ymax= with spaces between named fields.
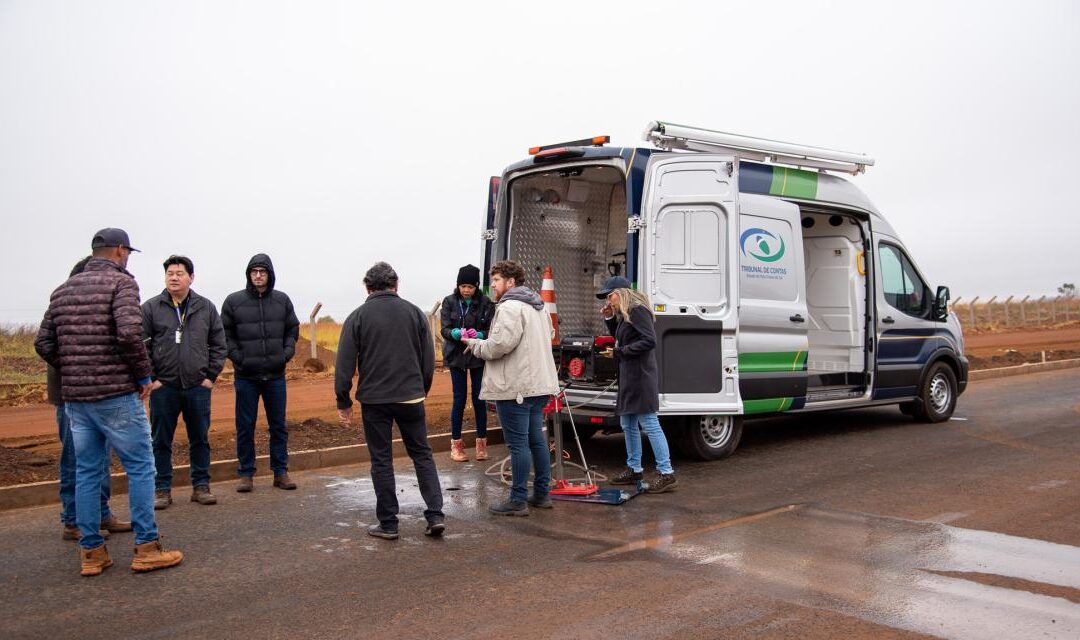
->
xmin=36 ymin=228 xmax=184 ymax=576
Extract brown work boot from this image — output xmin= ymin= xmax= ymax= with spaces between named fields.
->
xmin=80 ymin=544 xmax=113 ymax=577
xmin=610 ymin=467 xmax=643 ymax=486
xmin=63 ymin=525 xmax=110 ymax=541
xmin=236 ymin=476 xmax=253 ymax=492
xmin=153 ymin=489 xmax=172 ymax=510
xmin=449 ymin=439 xmax=468 ymax=462
xmin=191 ymin=485 xmax=217 ymax=505
xmin=273 ymin=473 xmax=296 ymax=490
xmin=131 ymin=539 xmax=184 ymax=573
xmin=100 ymin=515 xmax=132 ymax=533
xmin=647 ymin=472 xmax=679 ymax=494
xmin=474 ymin=437 xmax=489 ymax=461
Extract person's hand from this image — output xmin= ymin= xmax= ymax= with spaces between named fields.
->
xmin=337 ymin=407 xmax=353 ymax=427
xmin=461 ymin=338 xmax=475 ymax=353
xmin=200 ymin=378 xmax=214 ymax=389
xmin=451 ymin=328 xmax=462 ymax=341
xmin=151 ymin=380 xmax=163 ymax=391
xmin=139 ymin=382 xmax=153 ymax=400
xmin=601 ymin=303 xmax=614 ymax=319
xmin=463 ymin=328 xmax=478 ymax=339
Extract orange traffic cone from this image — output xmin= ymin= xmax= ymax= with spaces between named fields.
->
xmin=541 ymin=266 xmax=561 ymax=346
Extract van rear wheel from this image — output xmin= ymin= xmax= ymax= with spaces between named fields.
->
xmin=682 ymin=415 xmax=743 ymax=461
xmin=912 ymin=362 xmax=958 ymax=423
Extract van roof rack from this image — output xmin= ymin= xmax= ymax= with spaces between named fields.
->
xmin=643 ymin=121 xmax=875 ymax=175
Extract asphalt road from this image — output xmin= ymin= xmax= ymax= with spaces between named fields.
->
xmin=1 ymin=369 xmax=1078 ymax=640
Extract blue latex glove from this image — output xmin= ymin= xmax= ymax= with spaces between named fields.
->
xmin=451 ymin=328 xmax=462 ymax=340
xmin=475 ymin=331 xmax=484 ymax=339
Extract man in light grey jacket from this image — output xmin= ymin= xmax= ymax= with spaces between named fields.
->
xmin=464 ymin=260 xmax=560 ymax=516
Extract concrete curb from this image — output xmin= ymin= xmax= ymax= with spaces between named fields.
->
xmin=969 ymin=357 xmax=1080 ymax=381
xmin=0 ymin=428 xmax=504 ymax=512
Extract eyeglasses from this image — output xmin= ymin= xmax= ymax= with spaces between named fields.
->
xmin=250 ymin=268 xmax=269 ymax=275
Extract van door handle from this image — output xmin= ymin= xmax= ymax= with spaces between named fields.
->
xmin=789 ymin=314 xmax=805 ymax=323
xmin=882 ymin=316 xmax=895 ymax=324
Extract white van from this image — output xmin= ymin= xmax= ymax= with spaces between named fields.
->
xmin=480 ymin=122 xmax=968 ymax=460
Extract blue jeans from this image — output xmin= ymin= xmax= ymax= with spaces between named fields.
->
xmin=234 ymin=376 xmax=288 ymax=477
xmin=67 ymin=394 xmax=159 ymax=549
xmin=495 ymin=396 xmax=551 ymax=503
xmin=150 ymin=384 xmax=212 ymax=490
xmin=619 ymin=413 xmax=674 ymax=475
xmin=57 ymin=405 xmax=113 ymax=526
xmin=449 ymin=366 xmax=486 ymax=439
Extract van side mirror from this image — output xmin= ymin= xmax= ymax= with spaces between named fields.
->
xmin=933 ymin=286 xmax=950 ymax=321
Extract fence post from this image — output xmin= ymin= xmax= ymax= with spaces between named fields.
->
xmin=985 ymin=296 xmax=997 ymax=326
xmin=969 ymin=296 xmax=979 ymax=328
xmin=1003 ymin=295 xmax=1013 ymax=327
xmin=309 ymin=302 xmax=322 ymax=360
xmin=1037 ymin=296 xmax=1046 ymax=325
xmin=429 ymin=301 xmax=443 ymax=365
xmin=1052 ymin=296 xmax=1060 ymax=323
xmin=1020 ymin=295 xmax=1030 ymax=326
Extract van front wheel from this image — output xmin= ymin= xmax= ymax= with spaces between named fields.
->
xmin=682 ymin=415 xmax=743 ymax=461
xmin=912 ymin=362 xmax=958 ymax=423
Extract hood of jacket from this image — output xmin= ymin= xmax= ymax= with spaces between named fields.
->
xmin=498 ymin=286 xmax=544 ymax=310
xmin=245 ymin=253 xmax=276 ymax=295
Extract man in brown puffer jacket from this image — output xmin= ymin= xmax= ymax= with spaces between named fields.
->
xmin=35 ymin=228 xmax=184 ymax=577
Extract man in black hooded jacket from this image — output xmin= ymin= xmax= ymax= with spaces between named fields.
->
xmin=221 ymin=254 xmax=300 ymax=492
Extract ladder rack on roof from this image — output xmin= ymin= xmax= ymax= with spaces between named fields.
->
xmin=643 ymin=121 xmax=875 ymax=175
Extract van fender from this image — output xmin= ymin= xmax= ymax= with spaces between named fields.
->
xmin=907 ymin=347 xmax=964 ymax=412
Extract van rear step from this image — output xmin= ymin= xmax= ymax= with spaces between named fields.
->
xmin=806 ymin=386 xmax=865 ymax=403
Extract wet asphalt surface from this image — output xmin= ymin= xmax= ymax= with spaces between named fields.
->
xmin=1 ymin=369 xmax=1078 ymax=640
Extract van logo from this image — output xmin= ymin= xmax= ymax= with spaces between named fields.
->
xmin=740 ymin=228 xmax=786 ymax=263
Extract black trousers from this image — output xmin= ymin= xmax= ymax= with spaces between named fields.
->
xmin=360 ymin=402 xmax=444 ymax=529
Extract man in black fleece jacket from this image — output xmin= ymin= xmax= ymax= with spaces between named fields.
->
xmin=335 ymin=262 xmax=444 ymax=540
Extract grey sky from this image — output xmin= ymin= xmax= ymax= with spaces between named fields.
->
xmin=2 ymin=0 xmax=1078 ymax=326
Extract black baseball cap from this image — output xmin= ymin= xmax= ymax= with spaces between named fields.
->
xmin=596 ymin=276 xmax=632 ymax=299
xmin=90 ymin=228 xmax=140 ymax=252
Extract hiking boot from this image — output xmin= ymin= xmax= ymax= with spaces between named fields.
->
xmin=488 ymin=500 xmax=529 ymax=517
xmin=528 ymin=495 xmax=553 ymax=509
xmin=273 ymin=473 xmax=297 ymax=490
xmin=191 ymin=485 xmax=217 ymax=505
xmin=100 ymin=515 xmax=132 ymax=533
xmin=236 ymin=476 xmax=253 ymax=493
xmin=131 ymin=539 xmax=184 ymax=573
xmin=80 ymin=544 xmax=113 ymax=577
xmin=474 ymin=437 xmax=489 ymax=461
xmin=449 ymin=438 xmax=468 ymax=462
xmin=424 ymin=520 xmax=446 ymax=538
xmin=63 ymin=525 xmax=110 ymax=541
xmin=367 ymin=524 xmax=399 ymax=540
xmin=153 ymin=490 xmax=172 ymax=510
xmin=610 ymin=467 xmax=643 ymax=486
xmin=647 ymin=472 xmax=679 ymax=494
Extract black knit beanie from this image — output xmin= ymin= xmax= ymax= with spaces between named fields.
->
xmin=457 ymin=264 xmax=481 ymax=287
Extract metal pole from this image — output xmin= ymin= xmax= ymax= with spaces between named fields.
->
xmin=1020 ymin=295 xmax=1030 ymax=326
xmin=969 ymin=296 xmax=979 ymax=328
xmin=1052 ymin=296 xmax=1060 ymax=323
xmin=986 ymin=296 xmax=997 ymax=326
xmin=1003 ymin=295 xmax=1014 ymax=326
xmin=309 ymin=302 xmax=322 ymax=360
xmin=1037 ymin=296 xmax=1046 ymax=327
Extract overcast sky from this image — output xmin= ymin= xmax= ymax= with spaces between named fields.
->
xmin=1 ymin=0 xmax=1077 ymax=326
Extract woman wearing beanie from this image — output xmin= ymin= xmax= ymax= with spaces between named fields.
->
xmin=596 ymin=276 xmax=678 ymax=493
xmin=440 ymin=264 xmax=495 ymax=462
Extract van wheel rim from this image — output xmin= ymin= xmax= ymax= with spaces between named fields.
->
xmin=698 ymin=416 xmax=733 ymax=448
xmin=929 ymin=374 xmax=951 ymax=413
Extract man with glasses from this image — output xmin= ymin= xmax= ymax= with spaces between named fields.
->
xmin=221 ymin=254 xmax=300 ymax=492
xmin=36 ymin=228 xmax=184 ymax=576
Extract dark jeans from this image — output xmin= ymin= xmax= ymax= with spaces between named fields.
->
xmin=449 ymin=366 xmax=487 ymax=439
xmin=494 ymin=396 xmax=551 ymax=503
xmin=150 ymin=384 xmax=212 ymax=490
xmin=57 ymin=404 xmax=112 ymax=526
xmin=234 ymin=376 xmax=288 ymax=477
xmin=360 ymin=402 xmax=444 ymax=530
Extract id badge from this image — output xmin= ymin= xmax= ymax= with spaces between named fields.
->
xmin=175 ymin=329 xmax=182 ymax=344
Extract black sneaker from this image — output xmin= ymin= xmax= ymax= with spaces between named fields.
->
xmin=367 ymin=524 xmax=399 ymax=540
xmin=528 ymin=495 xmax=553 ymax=509
xmin=647 ymin=472 xmax=678 ymax=494
xmin=424 ymin=520 xmax=446 ymax=537
xmin=153 ymin=490 xmax=172 ymax=510
xmin=488 ymin=500 xmax=529 ymax=517
xmin=610 ymin=467 xmax=643 ymax=485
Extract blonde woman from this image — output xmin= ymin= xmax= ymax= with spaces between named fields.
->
xmin=596 ymin=277 xmax=677 ymax=493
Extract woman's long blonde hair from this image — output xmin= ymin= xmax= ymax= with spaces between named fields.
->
xmin=611 ymin=288 xmax=653 ymax=324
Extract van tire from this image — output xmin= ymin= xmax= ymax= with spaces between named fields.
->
xmin=912 ymin=362 xmax=958 ymax=423
xmin=682 ymin=415 xmax=743 ymax=461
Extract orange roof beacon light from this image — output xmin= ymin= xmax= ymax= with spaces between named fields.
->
xmin=528 ymin=135 xmax=610 ymax=156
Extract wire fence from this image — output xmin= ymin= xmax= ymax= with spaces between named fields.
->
xmin=951 ymin=295 xmax=1080 ymax=330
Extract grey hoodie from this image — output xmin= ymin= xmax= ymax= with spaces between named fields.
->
xmin=498 ymin=286 xmax=545 ymax=310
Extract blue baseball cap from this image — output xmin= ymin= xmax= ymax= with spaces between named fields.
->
xmin=596 ymin=276 xmax=632 ymax=299
xmin=90 ymin=228 xmax=140 ymax=252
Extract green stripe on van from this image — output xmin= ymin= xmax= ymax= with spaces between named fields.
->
xmin=769 ymin=166 xmax=818 ymax=199
xmin=739 ymin=351 xmax=807 ymax=373
xmin=743 ymin=397 xmax=793 ymax=414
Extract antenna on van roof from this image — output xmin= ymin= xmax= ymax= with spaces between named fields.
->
xmin=644 ymin=121 xmax=875 ymax=175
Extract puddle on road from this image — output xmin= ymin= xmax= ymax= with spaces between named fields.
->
xmin=592 ymin=505 xmax=1080 ymax=639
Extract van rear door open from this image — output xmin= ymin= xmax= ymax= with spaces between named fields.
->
xmin=643 ymin=155 xmax=741 ymax=414
xmin=736 ymin=194 xmax=810 ymax=413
